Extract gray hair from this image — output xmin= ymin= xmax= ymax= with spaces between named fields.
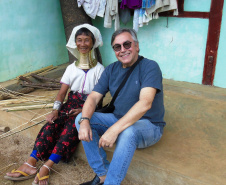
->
xmin=111 ymin=28 xmax=138 ymax=46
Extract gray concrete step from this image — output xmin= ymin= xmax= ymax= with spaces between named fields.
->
xmin=1 ymin=68 xmax=225 ymax=185
xmin=75 ymin=79 xmax=226 ymax=185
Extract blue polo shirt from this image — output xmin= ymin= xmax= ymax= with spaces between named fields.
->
xmin=93 ymin=56 xmax=166 ymax=126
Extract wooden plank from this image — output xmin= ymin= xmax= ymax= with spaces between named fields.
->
xmin=202 ymin=0 xmax=224 ymax=85
xmin=31 ymin=74 xmax=60 ymax=83
xmin=37 ymin=66 xmax=58 ymax=75
xmin=159 ymin=0 xmax=209 ymax=19
xmin=2 ymin=103 xmax=53 ymax=112
xmin=16 ymin=65 xmax=55 ymax=79
xmin=0 ymin=126 xmax=10 ymax=132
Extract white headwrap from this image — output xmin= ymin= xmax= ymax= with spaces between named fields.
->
xmin=66 ymin=24 xmax=103 ymax=60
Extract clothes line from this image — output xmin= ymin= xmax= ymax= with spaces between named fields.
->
xmin=77 ymin=0 xmax=178 ymax=32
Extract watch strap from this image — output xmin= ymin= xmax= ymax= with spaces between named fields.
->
xmin=79 ymin=117 xmax=90 ymax=124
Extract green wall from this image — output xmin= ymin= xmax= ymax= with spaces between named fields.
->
xmin=93 ymin=17 xmax=209 ymax=85
xmin=93 ymin=0 xmax=226 ymax=88
xmin=184 ymin=0 xmax=210 ymax=12
xmin=0 ymin=0 xmax=69 ymax=82
xmin=0 ymin=0 xmax=225 ymax=88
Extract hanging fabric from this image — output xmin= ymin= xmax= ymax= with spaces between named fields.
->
xmin=120 ymin=0 xmax=142 ymax=9
xmin=76 ymin=0 xmax=178 ymax=32
xmin=145 ymin=0 xmax=178 ymax=19
xmin=133 ymin=0 xmax=156 ymax=32
xmin=97 ymin=0 xmax=107 ymax=17
xmin=119 ymin=7 xmax=131 ymax=25
xmin=104 ymin=0 xmax=120 ymax=30
xmin=77 ymin=0 xmax=102 ymax=19
xmin=155 ymin=0 xmax=178 ymax=15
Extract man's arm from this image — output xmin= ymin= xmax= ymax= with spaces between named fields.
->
xmin=99 ymin=87 xmax=157 ymax=148
xmin=78 ymin=91 xmax=103 ymax=142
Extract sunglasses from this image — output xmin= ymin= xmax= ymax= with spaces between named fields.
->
xmin=112 ymin=41 xmax=132 ymax=52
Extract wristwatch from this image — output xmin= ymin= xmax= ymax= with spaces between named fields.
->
xmin=78 ymin=117 xmax=90 ymax=124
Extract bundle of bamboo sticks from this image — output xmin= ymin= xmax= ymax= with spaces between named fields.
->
xmin=16 ymin=65 xmax=57 ymax=80
xmin=0 ymin=65 xmax=62 ymax=111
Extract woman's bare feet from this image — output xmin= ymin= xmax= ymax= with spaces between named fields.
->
xmin=5 ymin=157 xmax=37 ymax=178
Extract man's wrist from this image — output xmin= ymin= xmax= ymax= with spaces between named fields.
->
xmin=78 ymin=117 xmax=90 ymax=124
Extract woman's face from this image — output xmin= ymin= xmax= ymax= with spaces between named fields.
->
xmin=75 ymin=33 xmax=93 ymax=54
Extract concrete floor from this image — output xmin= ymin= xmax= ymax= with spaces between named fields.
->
xmin=0 ymin=67 xmax=226 ymax=185
xmin=76 ymin=79 xmax=226 ymax=185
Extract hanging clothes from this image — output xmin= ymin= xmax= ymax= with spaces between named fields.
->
xmin=133 ymin=9 xmax=139 ymax=32
xmin=97 ymin=0 xmax=107 ymax=17
xmin=104 ymin=0 xmax=120 ymax=30
xmin=155 ymin=0 xmax=178 ymax=15
xmin=145 ymin=0 xmax=178 ymax=19
xmin=142 ymin=0 xmax=156 ymax=8
xmin=120 ymin=0 xmax=142 ymax=9
xmin=77 ymin=0 xmax=102 ymax=19
xmin=119 ymin=7 xmax=131 ymax=25
xmin=133 ymin=0 xmax=156 ymax=32
xmin=145 ymin=0 xmax=170 ymax=16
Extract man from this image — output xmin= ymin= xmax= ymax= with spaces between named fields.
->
xmin=75 ymin=28 xmax=166 ymax=185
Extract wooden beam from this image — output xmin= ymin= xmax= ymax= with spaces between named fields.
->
xmin=159 ymin=11 xmax=209 ymax=19
xmin=202 ymin=0 xmax=224 ymax=85
xmin=159 ymin=0 xmax=224 ymax=85
xmin=159 ymin=0 xmax=209 ymax=19
xmin=177 ymin=0 xmax=184 ymax=12
xmin=174 ymin=12 xmax=209 ymax=19
xmin=59 ymin=0 xmax=102 ymax=64
xmin=0 ymin=126 xmax=10 ymax=132
xmin=2 ymin=103 xmax=53 ymax=112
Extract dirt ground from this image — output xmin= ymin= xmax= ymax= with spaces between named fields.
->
xmin=0 ymin=121 xmax=136 ymax=185
xmin=0 ymin=86 xmax=135 ymax=185
xmin=0 ymin=134 xmax=91 ymax=185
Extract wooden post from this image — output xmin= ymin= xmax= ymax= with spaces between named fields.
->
xmin=59 ymin=0 xmax=102 ymax=64
xmin=202 ymin=0 xmax=224 ymax=85
xmin=0 ymin=126 xmax=10 ymax=132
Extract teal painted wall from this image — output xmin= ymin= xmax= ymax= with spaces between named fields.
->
xmin=184 ymin=0 xmax=211 ymax=12
xmin=93 ymin=0 xmax=226 ymax=88
xmin=0 ymin=0 xmax=225 ymax=88
xmin=93 ymin=18 xmax=117 ymax=67
xmin=214 ymin=2 xmax=226 ymax=87
xmin=0 ymin=0 xmax=68 ymax=82
xmin=93 ymin=17 xmax=209 ymax=85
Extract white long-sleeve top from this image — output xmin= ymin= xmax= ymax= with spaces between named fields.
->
xmin=60 ymin=62 xmax=105 ymax=94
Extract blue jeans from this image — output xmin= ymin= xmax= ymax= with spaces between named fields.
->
xmin=75 ymin=112 xmax=163 ymax=185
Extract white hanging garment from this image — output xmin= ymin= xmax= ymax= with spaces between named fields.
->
xmin=104 ymin=0 xmax=120 ymax=30
xmin=77 ymin=0 xmax=101 ymax=19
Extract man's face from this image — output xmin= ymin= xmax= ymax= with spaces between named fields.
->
xmin=112 ymin=32 xmax=139 ymax=68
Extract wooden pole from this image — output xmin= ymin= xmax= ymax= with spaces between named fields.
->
xmin=31 ymin=74 xmax=60 ymax=83
xmin=0 ymin=120 xmax=45 ymax=140
xmin=59 ymin=0 xmax=102 ymax=64
xmin=2 ymin=103 xmax=53 ymax=112
xmin=0 ymin=126 xmax=10 ymax=132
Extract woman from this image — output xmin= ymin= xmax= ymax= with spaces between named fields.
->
xmin=4 ymin=24 xmax=105 ymax=185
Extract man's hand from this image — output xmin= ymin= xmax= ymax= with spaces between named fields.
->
xmin=78 ymin=120 xmax=93 ymax=142
xmin=68 ymin=109 xmax=82 ymax=117
xmin=99 ymin=127 xmax=119 ymax=148
xmin=46 ymin=110 xmax=58 ymax=123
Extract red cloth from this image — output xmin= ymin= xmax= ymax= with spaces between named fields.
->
xmin=33 ymin=91 xmax=87 ymax=163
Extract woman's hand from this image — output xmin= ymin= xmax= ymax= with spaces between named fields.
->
xmin=46 ymin=110 xmax=58 ymax=123
xmin=68 ymin=109 xmax=82 ymax=117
